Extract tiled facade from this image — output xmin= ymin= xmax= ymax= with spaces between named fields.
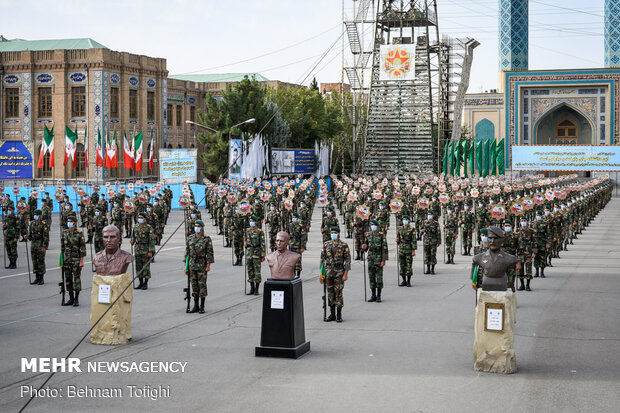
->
xmin=498 ymin=0 xmax=528 ymax=72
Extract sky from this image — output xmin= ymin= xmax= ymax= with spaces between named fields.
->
xmin=0 ymin=0 xmax=607 ymax=93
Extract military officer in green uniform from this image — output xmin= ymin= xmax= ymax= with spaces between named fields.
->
xmin=422 ymin=210 xmax=441 ymax=274
xmin=502 ymin=219 xmax=518 ymax=292
xmin=320 ymin=227 xmax=351 ymax=323
xmin=321 ymin=206 xmax=339 ymax=243
xmin=91 ymin=206 xmax=109 ymax=253
xmin=444 ymin=205 xmax=459 ymax=264
xmin=288 ymin=212 xmax=307 ymax=277
xmin=3 ymin=204 xmax=19 ymax=268
xmin=185 ymin=220 xmax=214 ymax=314
xmin=111 ymin=200 xmax=124 ymax=245
xmin=362 ymin=219 xmax=388 ymax=302
xmin=26 ymin=209 xmax=49 ymax=285
xmin=244 ymin=215 xmax=266 ymax=295
xmin=131 ymin=211 xmax=155 ymax=290
xmin=231 ymin=209 xmax=246 ymax=266
xmin=396 ymin=214 xmax=416 ymax=287
xmin=265 ymin=202 xmax=280 ymax=252
xmin=460 ymin=203 xmax=475 ymax=255
xmin=516 ymin=216 xmax=536 ymax=291
xmin=61 ymin=215 xmax=86 ymax=306
xmin=532 ymin=210 xmax=550 ymax=278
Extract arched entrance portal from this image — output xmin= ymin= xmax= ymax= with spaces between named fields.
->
xmin=535 ymin=104 xmax=593 ymax=145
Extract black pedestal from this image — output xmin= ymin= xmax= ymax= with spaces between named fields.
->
xmin=255 ymin=277 xmax=310 ymax=359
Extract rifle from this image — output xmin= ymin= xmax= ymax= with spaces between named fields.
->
xmin=442 ymin=207 xmax=446 ymax=264
xmin=183 ymin=255 xmax=191 ymax=312
xmin=25 ymin=237 xmax=32 ymax=284
xmin=362 ymin=246 xmax=368 ymax=302
xmin=2 ymin=207 xmax=6 ymax=269
xmin=59 ymin=253 xmax=66 ymax=306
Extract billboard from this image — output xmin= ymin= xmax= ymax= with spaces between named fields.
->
xmin=271 ymin=148 xmax=315 ymax=174
xmin=0 ymin=141 xmax=33 ymax=180
xmin=228 ymin=139 xmax=243 ymax=181
xmin=512 ymin=145 xmax=620 ymax=171
xmin=159 ymin=148 xmax=197 ymax=184
xmin=379 ymin=44 xmax=416 ymax=81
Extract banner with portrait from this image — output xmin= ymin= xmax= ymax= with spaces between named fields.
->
xmin=228 ymin=139 xmax=243 ymax=181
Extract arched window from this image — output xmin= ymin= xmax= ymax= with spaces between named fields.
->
xmin=167 ymin=144 xmax=172 ymax=149
xmin=556 ymin=119 xmax=577 ymax=140
xmin=75 ymin=143 xmax=86 ymax=178
xmin=475 ymin=119 xmax=495 ymax=142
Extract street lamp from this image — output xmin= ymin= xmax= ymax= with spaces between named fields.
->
xmin=228 ymin=118 xmax=256 ymax=140
xmin=185 ymin=120 xmax=218 ymax=133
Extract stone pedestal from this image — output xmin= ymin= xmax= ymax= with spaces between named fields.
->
xmin=90 ymin=273 xmax=133 ymax=345
xmin=255 ymin=278 xmax=310 ymax=359
xmin=473 ymin=289 xmax=517 ymax=374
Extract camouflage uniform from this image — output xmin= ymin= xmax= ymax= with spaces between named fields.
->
xmin=245 ymin=223 xmax=266 ymax=289
xmin=364 ymin=227 xmax=388 ymax=300
xmin=532 ymin=215 xmax=550 ymax=277
xmin=322 ymin=210 xmax=339 ymax=243
xmin=28 ymin=214 xmax=49 ymax=283
xmin=502 ymin=224 xmax=518 ymax=291
xmin=321 ymin=236 xmax=351 ymax=316
xmin=131 ymin=217 xmax=155 ymax=287
xmin=111 ymin=204 xmax=124 ymax=245
xmin=353 ymin=216 xmax=368 ymax=260
xmin=3 ymin=209 xmax=20 ymax=267
xmin=444 ymin=211 xmax=459 ymax=263
xmin=92 ymin=210 xmax=108 ymax=253
xmin=185 ymin=232 xmax=214 ymax=298
xmin=461 ymin=207 xmax=475 ymax=254
xmin=61 ymin=225 xmax=86 ymax=296
xmin=288 ymin=218 xmax=307 ymax=275
xmin=265 ymin=206 xmax=280 ymax=251
xmin=422 ymin=217 xmax=441 ymax=272
xmin=232 ymin=213 xmax=246 ymax=264
xmin=396 ymin=220 xmax=417 ymax=285
xmin=516 ymin=222 xmax=536 ymax=290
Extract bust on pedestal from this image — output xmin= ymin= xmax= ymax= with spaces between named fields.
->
xmin=256 ymin=232 xmax=310 ymax=359
xmin=90 ymin=225 xmax=135 ymax=345
xmin=472 ymin=226 xmax=520 ymax=373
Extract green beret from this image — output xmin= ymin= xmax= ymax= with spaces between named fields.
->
xmin=292 ymin=212 xmax=299 ymax=218
xmin=7 ymin=205 xmax=14 ymax=210
xmin=536 ymin=210 xmax=543 ymax=215
xmin=138 ymin=212 xmax=147 ymax=219
xmin=481 ymin=228 xmax=488 ymax=235
xmin=250 ymin=215 xmax=259 ymax=221
xmin=330 ymin=226 xmax=340 ymax=233
xmin=503 ymin=219 xmax=513 ymax=225
xmin=520 ymin=216 xmax=528 ymax=220
xmin=195 ymin=220 xmax=204 ymax=227
xmin=328 ymin=206 xmax=334 ymax=211
xmin=371 ymin=219 xmax=379 ymax=225
xmin=66 ymin=214 xmax=77 ymax=222
xmin=96 ymin=206 xmax=104 ymax=211
xmin=34 ymin=209 xmax=42 ymax=215
xmin=402 ymin=215 xmax=410 ymax=220
xmin=146 ymin=203 xmax=153 ymax=207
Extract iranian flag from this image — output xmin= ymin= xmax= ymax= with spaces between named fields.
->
xmin=64 ymin=125 xmax=78 ymax=168
xmin=148 ymin=129 xmax=154 ymax=170
xmin=84 ymin=127 xmax=88 ymax=170
xmin=123 ymin=129 xmax=134 ymax=169
xmin=134 ymin=130 xmax=143 ymax=171
xmin=105 ymin=130 xmax=117 ymax=168
xmin=38 ymin=125 xmax=55 ymax=168
xmin=95 ymin=128 xmax=104 ymax=167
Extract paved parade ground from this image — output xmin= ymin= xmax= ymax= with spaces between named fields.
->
xmin=1 ymin=199 xmax=619 ymax=413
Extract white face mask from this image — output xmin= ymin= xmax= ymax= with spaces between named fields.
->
xmin=447 ymin=210 xmax=452 ymax=214
xmin=34 ymin=215 xmax=39 ymax=221
xmin=327 ymin=212 xmax=332 ymax=216
xmin=67 ymin=222 xmax=74 ymax=228
xmin=65 ymin=205 xmax=70 ymax=210
xmin=370 ymin=225 xmax=377 ymax=231
xmin=114 ymin=203 xmax=119 ymax=207
xmin=520 ymin=221 xmax=527 ymax=227
xmin=191 ymin=214 xmax=196 ymax=219
xmin=481 ymin=236 xmax=488 ymax=243
xmin=536 ymin=216 xmax=542 ymax=221
xmin=249 ymin=221 xmax=256 ymax=227
xmin=545 ymin=211 xmax=550 ymax=215
xmin=154 ymin=202 xmax=158 ymax=206
xmin=479 ymin=204 xmax=483 ymax=208
xmin=95 ymin=211 xmax=100 ymax=216
xmin=504 ymin=226 xmax=512 ymax=233
xmin=292 ymin=217 xmax=298 ymax=223
xmin=138 ymin=218 xmax=144 ymax=224
xmin=330 ymin=233 xmax=338 ymax=240
xmin=403 ymin=220 xmax=409 ymax=225
xmin=379 ymin=206 xmax=384 ymax=210
xmin=300 ymin=204 xmax=304 ymax=208
xmin=554 ymin=208 xmax=559 ymax=212
xmin=194 ymin=227 xmax=201 ymax=233
xmin=270 ymin=206 xmax=275 ymax=211
xmin=427 ymin=215 xmax=433 ymax=220
xmin=464 ymin=206 xmax=469 ymax=210
xmin=147 ymin=208 xmax=152 ymax=212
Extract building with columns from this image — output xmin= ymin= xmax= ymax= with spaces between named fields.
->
xmin=462 ymin=0 xmax=620 ymax=176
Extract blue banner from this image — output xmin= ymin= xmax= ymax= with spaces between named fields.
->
xmin=0 ymin=141 xmax=33 ymax=180
xmin=159 ymin=148 xmax=197 ymax=184
xmin=512 ymin=145 xmax=620 ymax=171
xmin=271 ymin=148 xmax=315 ymax=174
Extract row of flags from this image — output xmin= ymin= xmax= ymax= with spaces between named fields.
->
xmin=37 ymin=125 xmax=155 ymax=171
xmin=442 ymin=138 xmax=506 ymax=177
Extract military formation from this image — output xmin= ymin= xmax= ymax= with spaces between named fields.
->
xmin=0 ymin=172 xmax=613 ymax=319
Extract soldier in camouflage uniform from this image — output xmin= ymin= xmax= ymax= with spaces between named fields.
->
xmin=153 ymin=199 xmax=166 ymax=245
xmin=343 ymin=200 xmax=354 ymax=238
xmin=475 ymin=201 xmax=490 ymax=243
xmin=91 ymin=206 xmax=109 ymax=253
xmin=396 ymin=214 xmax=416 ymax=287
xmin=61 ymin=215 xmax=86 ymax=306
xmin=18 ymin=198 xmax=29 ymax=241
xmin=532 ymin=210 xmax=550 ymax=278
xmin=223 ymin=202 xmax=234 ymax=247
xmin=353 ymin=213 xmax=369 ymax=260
xmin=460 ymin=203 xmax=475 ymax=255
xmin=320 ymin=227 xmax=351 ymax=323
xmin=28 ymin=192 xmax=38 ymax=222
xmin=231 ymin=209 xmax=246 ymax=266
xmin=244 ymin=215 xmax=266 ymax=295
xmin=26 ymin=209 xmax=49 ymax=285
xmin=444 ymin=205 xmax=459 ymax=264
xmin=321 ymin=206 xmax=339 ymax=243
xmin=185 ymin=220 xmax=214 ymax=314
xmin=41 ymin=198 xmax=53 ymax=226
xmin=265 ymin=202 xmax=280 ymax=252
xmin=502 ymin=219 xmax=518 ymax=292
xmin=111 ymin=200 xmax=124 ymax=245
xmin=131 ymin=211 xmax=155 ymax=290
xmin=516 ymin=216 xmax=536 ymax=291
xmin=3 ymin=204 xmax=20 ymax=268
xmin=288 ymin=212 xmax=307 ymax=277
xmin=362 ymin=219 xmax=388 ymax=302
xmin=422 ymin=210 xmax=440 ymax=274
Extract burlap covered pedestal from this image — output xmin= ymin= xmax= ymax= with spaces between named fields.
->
xmin=90 ymin=273 xmax=133 ymax=345
xmin=473 ymin=289 xmax=517 ymax=374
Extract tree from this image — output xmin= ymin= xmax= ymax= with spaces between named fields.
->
xmin=310 ymin=77 xmax=319 ymax=92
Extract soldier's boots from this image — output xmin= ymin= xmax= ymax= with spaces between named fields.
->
xmin=526 ymin=280 xmax=532 ymax=291
xmin=199 ymin=297 xmax=205 ymax=314
xmin=399 ymin=276 xmax=407 ymax=287
xmin=142 ymin=279 xmax=149 ymax=290
xmin=73 ymin=292 xmax=80 ymax=307
xmin=407 ymin=275 xmax=412 ymax=287
xmin=534 ymin=268 xmax=539 ymax=278
xmin=87 ymin=235 xmax=93 ymax=244
xmin=247 ymin=282 xmax=255 ymax=295
xmin=38 ymin=274 xmax=44 ymax=285
xmin=325 ymin=306 xmax=336 ymax=322
xmin=8 ymin=259 xmax=17 ymax=269
xmin=355 ymin=251 xmax=361 ymax=261
xmin=430 ymin=265 xmax=435 ymax=275
xmin=135 ymin=278 xmax=144 ymax=289
xmin=254 ymin=283 xmax=260 ymax=296
xmin=336 ymin=307 xmax=342 ymax=323
xmin=31 ymin=274 xmax=40 ymax=285
xmin=540 ymin=268 xmax=545 ymax=278
xmin=518 ymin=279 xmax=525 ymax=291
xmin=225 ymin=239 xmax=231 ymax=248
xmin=376 ymin=288 xmax=382 ymax=303
xmin=368 ymin=288 xmax=377 ymax=302
xmin=424 ymin=264 xmax=430 ymax=275
xmin=64 ymin=291 xmax=75 ymax=306
xmin=189 ymin=297 xmax=199 ymax=313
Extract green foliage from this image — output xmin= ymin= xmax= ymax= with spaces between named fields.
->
xmin=310 ymin=77 xmax=319 ymax=91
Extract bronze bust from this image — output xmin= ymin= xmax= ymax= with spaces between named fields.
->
xmin=266 ymin=232 xmax=301 ymax=280
xmin=472 ymin=226 xmax=520 ymax=291
xmin=93 ymin=225 xmax=135 ymax=275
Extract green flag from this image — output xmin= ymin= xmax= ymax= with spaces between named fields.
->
xmin=489 ymin=139 xmax=497 ymax=176
xmin=496 ymin=138 xmax=505 ymax=175
xmin=469 ymin=140 xmax=475 ymax=176
xmin=448 ymin=141 xmax=455 ymax=176
xmin=442 ymin=141 xmax=449 ymax=175
xmin=472 ymin=265 xmax=479 ymax=289
xmin=476 ymin=141 xmax=483 ymax=175
xmin=454 ymin=141 xmax=461 ymax=177
xmin=59 ymin=251 xmax=64 ymax=268
xmin=483 ymin=139 xmax=490 ymax=177
xmin=461 ymin=140 xmax=469 ymax=178
xmin=184 ymin=255 xmax=189 ymax=273
xmin=320 ymin=260 xmax=326 ymax=280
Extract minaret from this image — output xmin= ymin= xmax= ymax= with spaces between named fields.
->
xmin=498 ymin=0 xmax=528 ymax=72
xmin=605 ymin=0 xmax=620 ymax=67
